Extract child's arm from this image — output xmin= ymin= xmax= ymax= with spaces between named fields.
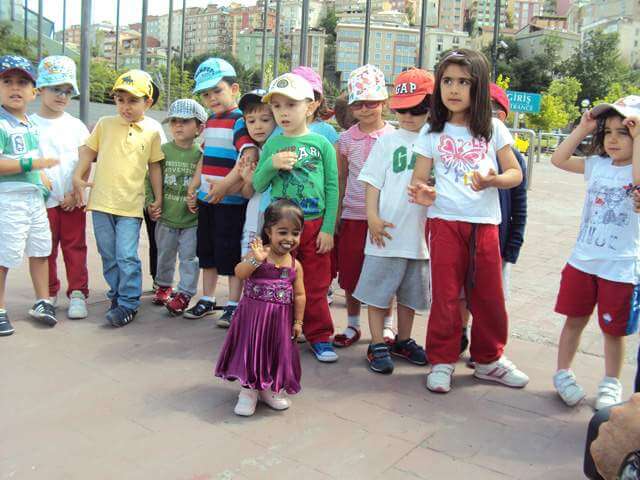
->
xmin=205 ymin=162 xmax=244 ymax=204
xmin=504 ymin=149 xmax=528 ymax=263
xmin=252 ymin=146 xmax=296 ymax=193
xmin=623 ymin=116 xmax=640 ymax=184
xmin=408 ymin=154 xmax=436 ymax=206
xmin=337 ymin=149 xmax=348 ymax=223
xmin=473 ymin=145 xmax=522 ymax=191
xmin=147 ymin=161 xmax=163 ymax=220
xmin=72 ymin=145 xmax=97 ymax=205
xmin=0 ymin=156 xmax=59 ymax=176
xmin=550 ymin=110 xmax=597 ymax=174
xmin=187 ymin=157 xmax=202 ymax=213
xmin=234 ymin=237 xmax=269 ymax=280
xmin=292 ymin=259 xmax=305 ymax=339
xmin=364 ymin=182 xmax=394 ymax=248
xmin=317 ymin=141 xmax=339 ymax=253
xmin=239 ymin=158 xmax=256 ymax=199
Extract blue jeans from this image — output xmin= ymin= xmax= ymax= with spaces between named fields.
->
xmin=92 ymin=212 xmax=142 ymax=310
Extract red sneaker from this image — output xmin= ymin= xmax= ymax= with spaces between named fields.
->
xmin=152 ymin=286 xmax=173 ymax=305
xmin=166 ymin=292 xmax=191 ymax=316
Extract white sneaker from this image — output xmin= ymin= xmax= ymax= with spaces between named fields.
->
xmin=426 ymin=363 xmax=455 ymax=393
xmin=49 ymin=295 xmax=58 ymax=308
xmin=67 ymin=291 xmax=88 ymax=319
xmin=474 ymin=356 xmax=529 ymax=388
xmin=553 ymin=369 xmax=586 ymax=406
xmin=595 ymin=377 xmax=622 ymax=410
xmin=234 ymin=389 xmax=258 ymax=416
xmin=259 ymin=390 xmax=290 ymax=410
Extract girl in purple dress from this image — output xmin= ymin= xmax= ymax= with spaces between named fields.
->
xmin=215 ymin=199 xmax=306 ymax=416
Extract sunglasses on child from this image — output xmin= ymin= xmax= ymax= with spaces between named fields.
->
xmin=393 ymin=103 xmax=430 ymax=116
xmin=350 ymin=101 xmax=383 ymax=110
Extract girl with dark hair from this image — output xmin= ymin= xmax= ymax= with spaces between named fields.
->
xmin=409 ymin=48 xmax=528 ymax=393
xmin=215 ymin=199 xmax=306 ymax=417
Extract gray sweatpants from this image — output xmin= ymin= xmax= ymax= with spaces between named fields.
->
xmin=155 ymin=223 xmax=199 ymax=296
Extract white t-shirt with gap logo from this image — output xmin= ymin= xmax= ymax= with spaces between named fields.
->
xmin=413 ymin=118 xmax=514 ymax=224
xmin=568 ymin=155 xmax=640 ymax=284
xmin=358 ymin=128 xmax=428 ymax=259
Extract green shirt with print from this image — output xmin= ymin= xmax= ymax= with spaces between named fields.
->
xmin=154 ymin=141 xmax=201 ymax=229
xmin=252 ymin=132 xmax=338 ymax=235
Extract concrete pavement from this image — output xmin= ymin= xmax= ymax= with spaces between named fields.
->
xmin=1 ymin=160 xmax=638 ymax=480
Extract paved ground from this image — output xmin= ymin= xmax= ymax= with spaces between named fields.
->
xmin=2 ymin=160 xmax=639 ymax=480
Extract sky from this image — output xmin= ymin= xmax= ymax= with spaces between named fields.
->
xmin=38 ymin=0 xmax=255 ymax=32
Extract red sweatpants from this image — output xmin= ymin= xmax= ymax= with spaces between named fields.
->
xmin=47 ymin=206 xmax=89 ymax=298
xmin=295 ymin=218 xmax=334 ymax=343
xmin=427 ymin=218 xmax=507 ymax=364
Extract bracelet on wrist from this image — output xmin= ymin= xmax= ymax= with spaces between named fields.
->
xmin=244 ymin=256 xmax=262 ymax=268
xmin=20 ymin=157 xmax=33 ymax=173
xmin=294 ymin=320 xmax=303 ymax=326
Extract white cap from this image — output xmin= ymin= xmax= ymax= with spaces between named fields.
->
xmin=591 ymin=95 xmax=640 ymax=119
xmin=263 ymin=73 xmax=315 ymax=103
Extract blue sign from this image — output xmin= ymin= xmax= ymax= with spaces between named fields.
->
xmin=506 ymin=90 xmax=542 ymax=114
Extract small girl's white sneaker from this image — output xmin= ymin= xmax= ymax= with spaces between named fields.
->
xmin=426 ymin=363 xmax=455 ymax=393
xmin=595 ymin=377 xmax=622 ymax=410
xmin=234 ymin=389 xmax=258 ymax=416
xmin=474 ymin=356 xmax=529 ymax=388
xmin=553 ymin=369 xmax=585 ymax=406
xmin=67 ymin=291 xmax=88 ymax=319
xmin=259 ymin=390 xmax=290 ymax=410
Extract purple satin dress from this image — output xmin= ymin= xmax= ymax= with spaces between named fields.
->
xmin=215 ymin=260 xmax=301 ymax=394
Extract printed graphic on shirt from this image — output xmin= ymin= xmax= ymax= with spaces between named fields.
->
xmin=577 ymin=180 xmax=633 ymax=251
xmin=392 ymin=146 xmax=417 ymax=173
xmin=437 ymin=134 xmax=488 ymax=184
xmin=277 ymin=144 xmax=322 ymax=216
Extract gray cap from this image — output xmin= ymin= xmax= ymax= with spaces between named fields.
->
xmin=163 ymin=98 xmax=208 ymax=124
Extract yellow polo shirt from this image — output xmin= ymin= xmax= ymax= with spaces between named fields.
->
xmin=85 ymin=115 xmax=164 ymax=218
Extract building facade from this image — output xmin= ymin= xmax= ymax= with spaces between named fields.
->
xmin=514 ymin=23 xmax=579 ymax=59
xmin=513 ymin=0 xmax=544 ymax=29
xmin=237 ymin=29 xmax=276 ymax=70
xmin=438 ymin=0 xmax=468 ymax=31
xmin=422 ymin=29 xmax=471 ymax=70
xmin=290 ymin=28 xmax=327 ymax=77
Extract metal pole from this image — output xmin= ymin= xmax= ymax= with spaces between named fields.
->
xmin=141 ymin=0 xmax=148 ymax=69
xmin=273 ymin=0 xmax=281 ymax=78
xmin=37 ymin=0 xmax=43 ymax=61
xmin=80 ymin=0 xmax=91 ymax=125
xmin=418 ymin=0 xmax=428 ymax=68
xmin=362 ymin=0 xmax=372 ymax=64
xmin=491 ymin=0 xmax=501 ymax=81
xmin=114 ymin=0 xmax=120 ymax=70
xmin=62 ymin=0 xmax=66 ymax=54
xmin=299 ymin=0 xmax=309 ymax=66
xmin=259 ymin=0 xmax=269 ymax=87
xmin=23 ymin=0 xmax=27 ymax=40
xmin=166 ymin=0 xmax=173 ymax=108
xmin=180 ymin=0 xmax=186 ymax=74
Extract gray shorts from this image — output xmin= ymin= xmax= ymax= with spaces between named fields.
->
xmin=353 ymin=256 xmax=431 ymax=311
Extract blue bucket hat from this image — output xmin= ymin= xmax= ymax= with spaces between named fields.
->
xmin=193 ymin=58 xmax=236 ymax=94
xmin=36 ymin=56 xmax=80 ymax=96
xmin=0 ymin=55 xmax=36 ymax=83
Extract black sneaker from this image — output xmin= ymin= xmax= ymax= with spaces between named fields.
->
xmin=460 ymin=327 xmax=469 ymax=355
xmin=29 ymin=300 xmax=57 ymax=327
xmin=0 ymin=311 xmax=14 ymax=336
xmin=108 ymin=296 xmax=118 ymax=312
xmin=183 ymin=299 xmax=217 ymax=319
xmin=106 ymin=306 xmax=137 ymax=328
xmin=367 ymin=343 xmax=394 ymax=374
xmin=216 ymin=305 xmax=237 ymax=328
xmin=390 ymin=337 xmax=427 ymax=365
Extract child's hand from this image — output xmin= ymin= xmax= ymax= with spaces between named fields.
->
xmin=72 ymin=176 xmax=93 ymax=206
xmin=471 ymin=169 xmax=497 ymax=192
xmin=40 ymin=171 xmax=52 ymax=191
xmin=241 ymin=146 xmax=259 ymax=166
xmin=239 ymin=158 xmax=256 ymax=182
xmin=633 ymin=190 xmax=640 ymax=213
xmin=187 ymin=188 xmax=198 ymax=213
xmin=408 ymin=182 xmax=436 ymax=206
xmin=147 ymin=200 xmax=162 ymax=221
xmin=60 ymin=193 xmax=76 ymax=211
xmin=623 ymin=115 xmax=640 ymax=139
xmin=32 ymin=157 xmax=60 ymax=170
xmin=368 ymin=215 xmax=394 ymax=248
xmin=205 ymin=180 xmax=226 ymax=204
xmin=316 ymin=231 xmax=334 ymax=254
xmin=577 ymin=110 xmax=598 ymax=135
xmin=292 ymin=322 xmax=303 ymax=340
xmin=272 ymin=151 xmax=297 ymax=171
xmin=250 ymin=237 xmax=270 ymax=262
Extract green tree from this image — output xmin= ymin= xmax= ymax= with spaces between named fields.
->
xmin=595 ymin=82 xmax=640 ymax=104
xmin=546 ymin=76 xmax=581 ymax=124
xmin=526 ymin=94 xmax=569 ymax=131
xmin=319 ymin=7 xmax=339 ymax=88
xmin=0 ymin=22 xmax=36 ymax=60
xmin=89 ymin=59 xmax=120 ymax=103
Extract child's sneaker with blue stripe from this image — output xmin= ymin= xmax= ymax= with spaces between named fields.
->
xmin=310 ymin=341 xmax=338 ymax=363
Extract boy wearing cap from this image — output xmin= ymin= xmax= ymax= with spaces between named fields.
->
xmin=184 ymin=58 xmax=257 ymax=326
xmin=0 ymin=55 xmax=60 ymax=336
xmin=72 ymin=70 xmax=164 ymax=328
xmin=32 ymin=55 xmax=91 ymax=320
xmin=253 ymin=72 xmax=339 ymax=363
xmin=353 ymin=68 xmax=432 ymax=374
xmin=150 ymin=99 xmax=207 ymax=316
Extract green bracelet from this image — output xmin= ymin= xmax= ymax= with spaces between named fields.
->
xmin=19 ymin=157 xmax=33 ymax=173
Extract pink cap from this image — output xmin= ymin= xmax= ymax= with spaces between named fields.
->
xmin=291 ymin=66 xmax=322 ymax=96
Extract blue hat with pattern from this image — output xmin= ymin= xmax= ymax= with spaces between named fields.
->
xmin=36 ymin=56 xmax=80 ymax=96
xmin=193 ymin=58 xmax=236 ymax=94
xmin=163 ymin=98 xmax=208 ymax=124
xmin=0 ymin=55 xmax=36 ymax=83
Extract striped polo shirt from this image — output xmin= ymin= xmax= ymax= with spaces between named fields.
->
xmin=0 ymin=106 xmax=43 ymax=194
xmin=198 ymin=108 xmax=255 ymax=205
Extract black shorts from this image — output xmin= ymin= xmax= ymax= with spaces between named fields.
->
xmin=197 ymin=201 xmax=246 ymax=275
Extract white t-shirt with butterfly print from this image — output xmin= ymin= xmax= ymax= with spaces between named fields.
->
xmin=413 ymin=118 xmax=514 ymax=225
